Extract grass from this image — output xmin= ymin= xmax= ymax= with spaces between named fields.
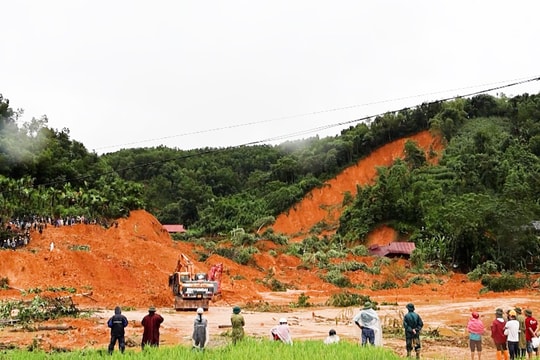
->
xmin=1 ymin=338 xmax=402 ymax=359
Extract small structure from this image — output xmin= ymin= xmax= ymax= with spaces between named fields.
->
xmin=162 ymin=224 xmax=186 ymax=234
xmin=368 ymin=242 xmax=416 ymax=258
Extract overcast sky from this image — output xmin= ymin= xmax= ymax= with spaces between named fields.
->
xmin=2 ymin=1 xmax=539 ymax=154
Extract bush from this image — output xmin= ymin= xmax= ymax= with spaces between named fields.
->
xmin=290 ymin=292 xmax=312 ymax=308
xmin=371 ymin=280 xmax=399 ymax=290
xmin=323 ymin=270 xmax=352 ymax=288
xmin=467 ymin=260 xmax=498 ymax=281
xmin=351 ymin=245 xmax=369 ymax=256
xmin=481 ymin=273 xmax=529 ymax=292
xmin=0 ymin=277 xmax=8 ymax=289
xmin=325 ymin=292 xmax=377 ymax=308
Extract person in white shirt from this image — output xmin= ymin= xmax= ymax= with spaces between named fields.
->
xmin=505 ymin=309 xmax=520 ymax=360
xmin=324 ymin=329 xmax=340 ymax=344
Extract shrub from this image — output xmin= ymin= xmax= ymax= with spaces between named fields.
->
xmin=467 ymin=260 xmax=498 ymax=281
xmin=0 ymin=277 xmax=8 ymax=289
xmin=371 ymin=280 xmax=399 ymax=290
xmin=481 ymin=273 xmax=529 ymax=292
xmin=351 ymin=245 xmax=369 ymax=256
xmin=325 ymin=292 xmax=376 ymax=308
xmin=290 ymin=292 xmax=312 ymax=308
xmin=323 ymin=270 xmax=352 ymax=288
xmin=262 ymin=277 xmax=288 ymax=292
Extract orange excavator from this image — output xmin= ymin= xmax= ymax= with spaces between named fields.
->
xmin=168 ymin=253 xmax=222 ymax=311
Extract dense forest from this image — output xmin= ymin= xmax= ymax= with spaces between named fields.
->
xmin=1 ymin=92 xmax=540 ymax=271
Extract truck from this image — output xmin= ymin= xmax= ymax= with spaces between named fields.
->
xmin=168 ymin=253 xmax=222 ymax=311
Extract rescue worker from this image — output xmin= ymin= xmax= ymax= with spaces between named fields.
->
xmin=192 ymin=307 xmax=209 ymax=350
xmin=231 ymin=306 xmax=245 ymax=345
xmin=403 ymin=303 xmax=423 ymax=359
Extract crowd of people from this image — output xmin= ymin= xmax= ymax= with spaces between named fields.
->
xmin=102 ymin=302 xmax=540 ymax=359
xmin=487 ymin=307 xmax=539 ymax=360
xmin=0 ymin=214 xmax=112 ymax=251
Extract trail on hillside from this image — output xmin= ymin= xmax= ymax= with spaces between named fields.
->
xmin=271 ymin=131 xmax=444 ymax=240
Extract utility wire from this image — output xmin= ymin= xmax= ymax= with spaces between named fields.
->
xmin=8 ymin=75 xmax=540 ymax=191
xmin=95 ymin=75 xmax=540 ymax=152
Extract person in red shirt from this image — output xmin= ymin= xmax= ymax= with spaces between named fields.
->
xmin=491 ymin=308 xmax=508 ymax=360
xmin=141 ymin=306 xmax=164 ymax=350
xmin=524 ymin=309 xmax=538 ymax=360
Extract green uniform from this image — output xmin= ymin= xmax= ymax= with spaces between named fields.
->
xmin=231 ymin=313 xmax=245 ymax=344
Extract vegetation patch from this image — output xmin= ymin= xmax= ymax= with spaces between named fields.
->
xmin=325 ymin=291 xmax=377 ymax=308
xmin=480 ymin=273 xmax=530 ymax=292
xmin=67 ymin=244 xmax=90 ymax=251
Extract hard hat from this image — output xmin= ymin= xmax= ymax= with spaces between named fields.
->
xmin=197 ymin=307 xmax=204 ymax=314
xmin=279 ymin=317 xmax=287 ymax=324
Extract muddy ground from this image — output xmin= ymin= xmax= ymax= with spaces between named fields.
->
xmin=1 ymin=132 xmax=537 ymax=359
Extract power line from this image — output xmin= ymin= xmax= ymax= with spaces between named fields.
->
xmin=95 ymin=75 xmax=540 ymax=151
xmin=8 ymin=75 xmax=540 ymax=191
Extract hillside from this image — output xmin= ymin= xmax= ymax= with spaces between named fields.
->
xmin=2 ymin=130 xmax=540 ymax=358
xmin=272 ymin=131 xmax=444 ymax=238
xmin=0 ymin=131 xmax=459 ymax=310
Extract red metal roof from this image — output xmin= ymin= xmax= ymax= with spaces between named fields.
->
xmin=368 ymin=242 xmax=415 ymax=257
xmin=162 ymin=224 xmax=186 ymax=233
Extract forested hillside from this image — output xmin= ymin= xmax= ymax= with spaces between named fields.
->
xmin=1 ymin=92 xmax=540 ymax=272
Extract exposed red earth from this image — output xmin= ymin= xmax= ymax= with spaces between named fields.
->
xmin=1 ymin=131 xmax=538 ymax=359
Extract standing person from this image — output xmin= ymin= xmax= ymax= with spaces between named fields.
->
xmin=324 ymin=329 xmax=340 ymax=344
xmin=505 ymin=310 xmax=520 ymax=360
xmin=466 ymin=311 xmax=485 ymax=360
xmin=516 ymin=308 xmax=527 ymax=359
xmin=141 ymin=306 xmax=164 ymax=350
xmin=192 ymin=307 xmax=209 ymax=351
xmin=230 ymin=306 xmax=245 ymax=345
xmin=524 ymin=309 xmax=538 ymax=360
xmin=491 ymin=308 xmax=509 ymax=360
xmin=403 ymin=303 xmax=423 ymax=359
xmin=271 ymin=318 xmax=293 ymax=345
xmin=107 ymin=306 xmax=128 ymax=354
xmin=353 ymin=301 xmax=383 ymax=346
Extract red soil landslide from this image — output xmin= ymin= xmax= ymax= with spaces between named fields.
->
xmin=2 ymin=130 xmax=539 ymax=359
xmin=271 ymin=131 xmax=444 ymax=238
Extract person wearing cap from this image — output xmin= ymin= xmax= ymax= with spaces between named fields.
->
xmin=515 ymin=307 xmax=527 ymax=358
xmin=524 ymin=309 xmax=539 ymax=359
xmin=505 ymin=309 xmax=520 ymax=359
xmin=230 ymin=306 xmax=245 ymax=345
xmin=141 ymin=306 xmax=164 ymax=350
xmin=491 ymin=308 xmax=509 ymax=360
xmin=403 ymin=303 xmax=423 ymax=359
xmin=324 ymin=329 xmax=340 ymax=345
xmin=107 ymin=306 xmax=128 ymax=354
xmin=192 ymin=307 xmax=209 ymax=351
xmin=270 ymin=317 xmax=293 ymax=345
xmin=353 ymin=301 xmax=382 ymax=346
xmin=466 ymin=311 xmax=485 ymax=360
